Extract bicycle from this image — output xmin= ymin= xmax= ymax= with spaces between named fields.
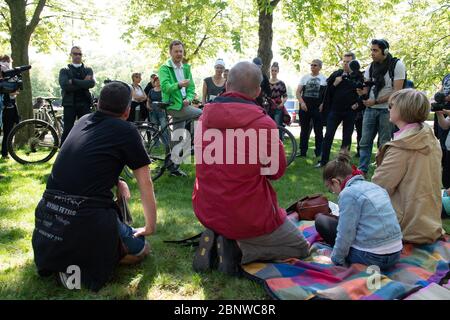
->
xmin=7 ymin=97 xmax=100 ymax=165
xmin=7 ymin=98 xmax=63 ymax=164
xmin=124 ymin=101 xmax=199 ymax=181
xmin=261 ymin=97 xmax=298 ymax=166
xmin=128 ymin=99 xmax=297 ymax=182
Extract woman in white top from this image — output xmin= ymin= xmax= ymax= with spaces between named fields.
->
xmin=128 ymin=72 xmax=148 ymax=122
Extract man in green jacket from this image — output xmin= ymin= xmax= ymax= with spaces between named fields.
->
xmin=159 ymin=40 xmax=202 ymax=176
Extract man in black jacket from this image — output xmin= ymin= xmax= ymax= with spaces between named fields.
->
xmin=316 ymin=52 xmax=362 ymax=168
xmin=58 ymin=46 xmax=95 ymax=145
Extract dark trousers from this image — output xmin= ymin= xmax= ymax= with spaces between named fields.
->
xmin=1 ymin=106 xmax=19 ymax=157
xmin=127 ymin=101 xmax=148 ymax=122
xmin=354 ymin=111 xmax=363 ymax=156
xmin=443 ymin=149 xmax=450 ymax=189
xmin=61 ymin=104 xmax=91 ymax=145
xmin=299 ymin=107 xmax=323 ymax=157
xmin=320 ymin=110 xmax=356 ymax=165
xmin=314 ymin=213 xmax=338 ymax=247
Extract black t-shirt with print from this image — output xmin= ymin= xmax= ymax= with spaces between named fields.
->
xmin=46 ymin=111 xmax=150 ymax=200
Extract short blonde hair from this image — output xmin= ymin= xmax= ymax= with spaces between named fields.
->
xmin=389 ymin=88 xmax=430 ymax=123
xmin=131 ymin=72 xmax=142 ymax=80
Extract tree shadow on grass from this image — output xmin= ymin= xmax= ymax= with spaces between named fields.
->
xmin=0 ymin=227 xmax=28 ymax=245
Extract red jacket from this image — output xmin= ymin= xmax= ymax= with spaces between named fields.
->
xmin=192 ymin=91 xmax=287 ymax=240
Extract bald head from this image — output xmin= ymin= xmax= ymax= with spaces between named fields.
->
xmin=226 ymin=61 xmax=262 ymax=98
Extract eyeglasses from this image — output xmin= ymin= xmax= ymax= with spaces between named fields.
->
xmin=310 ymin=64 xmax=318 ymax=67
xmin=72 ymin=52 xmax=83 ymax=56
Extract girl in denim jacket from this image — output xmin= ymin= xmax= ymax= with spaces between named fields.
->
xmin=315 ymin=151 xmax=403 ymax=270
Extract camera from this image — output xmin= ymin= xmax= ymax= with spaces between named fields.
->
xmin=431 ymin=92 xmax=450 ymax=112
xmin=0 ymin=65 xmax=31 ymax=94
xmin=342 ymin=60 xmax=375 ymax=90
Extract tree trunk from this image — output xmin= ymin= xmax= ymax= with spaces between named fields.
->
xmin=257 ymin=0 xmax=280 ymax=77
xmin=6 ymin=0 xmax=46 ymax=121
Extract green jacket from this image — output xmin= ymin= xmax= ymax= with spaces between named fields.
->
xmin=158 ymin=59 xmax=195 ymax=111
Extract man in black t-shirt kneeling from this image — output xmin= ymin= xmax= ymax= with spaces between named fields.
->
xmin=32 ymin=82 xmax=157 ymax=291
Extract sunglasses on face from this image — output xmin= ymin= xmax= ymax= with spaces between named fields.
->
xmin=310 ymin=64 xmax=318 ymax=67
xmin=72 ymin=52 xmax=82 ymax=56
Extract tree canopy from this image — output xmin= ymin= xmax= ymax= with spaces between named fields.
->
xmin=0 ymin=0 xmax=448 ymax=119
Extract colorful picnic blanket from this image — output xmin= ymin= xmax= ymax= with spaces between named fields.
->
xmin=242 ymin=214 xmax=450 ymax=300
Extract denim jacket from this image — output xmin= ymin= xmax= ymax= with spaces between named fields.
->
xmin=331 ymin=175 xmax=403 ymax=265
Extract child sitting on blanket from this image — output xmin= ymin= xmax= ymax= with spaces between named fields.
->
xmin=315 ymin=151 xmax=403 ymax=270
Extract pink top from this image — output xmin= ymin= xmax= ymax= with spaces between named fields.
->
xmin=393 ymin=123 xmax=421 ymax=140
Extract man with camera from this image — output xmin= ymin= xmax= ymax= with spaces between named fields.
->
xmin=357 ymin=39 xmax=406 ymax=175
xmin=434 ymin=73 xmax=450 ymax=188
xmin=58 ymin=46 xmax=96 ymax=145
xmin=316 ymin=52 xmax=363 ymax=168
xmin=158 ymin=40 xmax=202 ymax=177
xmin=0 ymin=55 xmax=20 ymax=160
xmin=32 ymin=82 xmax=157 ymax=291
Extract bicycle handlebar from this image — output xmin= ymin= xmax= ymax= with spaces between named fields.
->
xmin=151 ymin=101 xmax=172 ymax=109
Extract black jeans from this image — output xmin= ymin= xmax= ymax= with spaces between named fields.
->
xmin=354 ymin=111 xmax=363 ymax=155
xmin=314 ymin=213 xmax=339 ymax=247
xmin=320 ymin=110 xmax=356 ymax=165
xmin=299 ymin=107 xmax=323 ymax=157
xmin=127 ymin=101 xmax=148 ymax=122
xmin=1 ymin=106 xmax=19 ymax=157
xmin=61 ymin=104 xmax=91 ymax=145
xmin=443 ymin=149 xmax=450 ymax=189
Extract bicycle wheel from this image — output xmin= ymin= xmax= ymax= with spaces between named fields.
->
xmin=7 ymin=119 xmax=59 ymax=164
xmin=137 ymin=124 xmax=169 ymax=181
xmin=278 ymin=126 xmax=297 ymax=166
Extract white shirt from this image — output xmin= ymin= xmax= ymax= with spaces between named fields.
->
xmin=299 ymin=74 xmax=327 ymax=99
xmin=131 ymin=85 xmax=145 ymax=102
xmin=171 ymin=60 xmax=186 ymax=98
xmin=352 ymin=240 xmax=403 ymax=255
xmin=364 ymin=59 xmax=406 ymax=109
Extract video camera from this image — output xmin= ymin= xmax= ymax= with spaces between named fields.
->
xmin=342 ymin=60 xmax=375 ymax=90
xmin=431 ymin=92 xmax=450 ymax=112
xmin=0 ymin=65 xmax=31 ymax=94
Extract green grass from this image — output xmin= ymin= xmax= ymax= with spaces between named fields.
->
xmin=0 ymin=139 xmax=448 ymax=300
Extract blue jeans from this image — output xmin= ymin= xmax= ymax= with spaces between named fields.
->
xmin=358 ymin=108 xmax=392 ymax=173
xmin=149 ymin=109 xmax=169 ymax=146
xmin=272 ymin=108 xmax=284 ymax=140
xmin=117 ymin=219 xmax=146 ymax=256
xmin=347 ymin=247 xmax=400 ymax=270
xmin=320 ymin=110 xmax=356 ymax=165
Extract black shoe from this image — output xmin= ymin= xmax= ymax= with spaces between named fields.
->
xmin=216 ymin=235 xmax=242 ymax=276
xmin=193 ymin=229 xmax=217 ymax=273
xmin=170 ymin=169 xmax=187 ymax=177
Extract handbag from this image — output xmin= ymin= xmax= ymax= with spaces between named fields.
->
xmin=116 ymin=195 xmax=133 ymax=225
xmin=286 ymin=193 xmax=331 ymax=221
